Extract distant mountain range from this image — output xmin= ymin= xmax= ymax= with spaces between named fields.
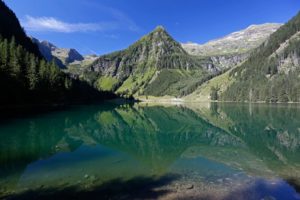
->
xmin=31 ymin=38 xmax=100 ymax=71
xmin=31 ymin=38 xmax=84 ymax=68
xmin=72 ymin=23 xmax=283 ymax=98
xmin=182 ymin=23 xmax=281 ymax=57
xmin=187 ymin=12 xmax=300 ymax=103
xmin=182 ymin=23 xmax=281 ymax=70
xmin=1 ymin=0 xmax=300 ymax=103
xmin=28 ymin=11 xmax=300 ymax=103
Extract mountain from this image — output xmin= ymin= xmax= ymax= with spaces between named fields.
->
xmin=83 ymin=26 xmax=214 ymax=97
xmin=0 ymin=0 xmax=65 ymax=105
xmin=213 ymin=12 xmax=300 ymax=103
xmin=182 ymin=23 xmax=281 ymax=70
xmin=31 ymin=38 xmax=84 ymax=68
xmin=0 ymin=1 xmax=116 ymax=106
xmin=182 ymin=23 xmax=281 ymax=56
xmin=0 ymin=0 xmax=41 ymax=57
xmin=78 ymin=24 xmax=283 ymax=98
xmin=67 ymin=54 xmax=99 ymax=76
xmin=31 ymin=38 xmax=64 ymax=68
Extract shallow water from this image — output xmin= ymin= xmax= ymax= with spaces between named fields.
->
xmin=1 ymin=102 xmax=300 ymax=199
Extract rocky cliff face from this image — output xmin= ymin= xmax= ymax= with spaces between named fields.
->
xmin=182 ymin=23 xmax=281 ymax=56
xmin=52 ymin=47 xmax=84 ymax=65
xmin=85 ymin=26 xmax=211 ymax=96
xmin=270 ymin=31 xmax=300 ymax=74
xmin=200 ymin=53 xmax=250 ymax=71
xmin=32 ymin=38 xmax=84 ymax=68
xmin=222 ymin=12 xmax=300 ymax=103
xmin=90 ymin=26 xmax=204 ymax=78
xmin=182 ymin=23 xmax=282 ymax=70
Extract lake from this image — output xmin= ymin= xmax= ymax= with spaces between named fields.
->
xmin=0 ymin=102 xmax=300 ymax=200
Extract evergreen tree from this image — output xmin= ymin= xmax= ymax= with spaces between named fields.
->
xmin=49 ymin=60 xmax=60 ymax=87
xmin=210 ymin=86 xmax=219 ymax=101
xmin=0 ymin=38 xmax=8 ymax=71
xmin=27 ymin=54 xmax=38 ymax=90
xmin=8 ymin=37 xmax=21 ymax=78
xmin=38 ymin=59 xmax=47 ymax=80
xmin=0 ymin=1 xmax=116 ymax=106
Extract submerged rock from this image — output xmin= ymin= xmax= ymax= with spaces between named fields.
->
xmin=185 ymin=184 xmax=194 ymax=190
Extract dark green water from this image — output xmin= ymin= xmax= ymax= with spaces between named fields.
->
xmin=1 ymin=102 xmax=300 ymax=200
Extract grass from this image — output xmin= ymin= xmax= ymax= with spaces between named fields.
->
xmin=143 ymin=69 xmax=206 ymax=97
xmin=97 ymin=76 xmax=119 ymax=91
xmin=184 ymin=69 xmax=235 ymax=102
xmin=116 ymin=68 xmax=156 ymax=95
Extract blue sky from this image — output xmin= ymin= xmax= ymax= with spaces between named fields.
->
xmin=4 ymin=0 xmax=300 ymax=55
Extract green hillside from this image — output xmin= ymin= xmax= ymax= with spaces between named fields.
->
xmin=82 ymin=26 xmax=213 ymax=97
xmin=221 ymin=12 xmax=300 ymax=103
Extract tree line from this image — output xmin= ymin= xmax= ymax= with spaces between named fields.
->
xmin=0 ymin=36 xmax=116 ymax=105
xmin=221 ymin=11 xmax=300 ymax=103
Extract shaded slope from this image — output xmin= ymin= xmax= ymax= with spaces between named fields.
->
xmin=0 ymin=0 xmax=41 ymax=57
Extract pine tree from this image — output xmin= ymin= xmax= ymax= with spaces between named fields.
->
xmin=64 ymin=77 xmax=72 ymax=90
xmin=49 ymin=60 xmax=60 ymax=87
xmin=0 ymin=38 xmax=8 ymax=71
xmin=278 ymin=87 xmax=289 ymax=102
xmin=9 ymin=37 xmax=21 ymax=77
xmin=27 ymin=54 xmax=38 ymax=90
xmin=38 ymin=59 xmax=47 ymax=80
xmin=210 ymin=86 xmax=219 ymax=101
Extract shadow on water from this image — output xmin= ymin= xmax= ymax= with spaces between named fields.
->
xmin=287 ymin=178 xmax=300 ymax=193
xmin=223 ymin=179 xmax=300 ymax=200
xmin=3 ymin=174 xmax=178 ymax=200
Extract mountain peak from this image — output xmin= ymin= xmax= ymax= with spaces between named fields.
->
xmin=182 ymin=23 xmax=281 ymax=56
xmin=41 ymin=40 xmax=57 ymax=50
xmin=154 ymin=25 xmax=165 ymax=32
xmin=134 ymin=25 xmax=186 ymax=57
xmin=246 ymin=23 xmax=282 ymax=30
xmin=88 ymin=25 xmax=204 ymax=95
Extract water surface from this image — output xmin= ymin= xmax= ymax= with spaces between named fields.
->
xmin=1 ymin=102 xmax=300 ymax=200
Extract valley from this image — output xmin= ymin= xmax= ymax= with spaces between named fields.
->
xmin=1 ymin=1 xmax=300 ymax=199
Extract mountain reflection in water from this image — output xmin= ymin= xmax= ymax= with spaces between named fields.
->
xmin=1 ymin=102 xmax=300 ymax=200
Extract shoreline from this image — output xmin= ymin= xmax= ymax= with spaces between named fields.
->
xmin=135 ymin=96 xmax=300 ymax=105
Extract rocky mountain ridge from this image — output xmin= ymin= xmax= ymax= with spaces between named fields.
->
xmin=220 ymin=12 xmax=300 ymax=102
xmin=182 ymin=23 xmax=282 ymax=57
xmin=182 ymin=23 xmax=282 ymax=70
xmin=73 ymin=23 xmax=287 ymax=98
xmin=32 ymin=38 xmax=84 ymax=68
xmin=84 ymin=26 xmax=212 ymax=96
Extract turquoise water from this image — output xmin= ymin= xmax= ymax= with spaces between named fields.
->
xmin=1 ymin=102 xmax=300 ymax=199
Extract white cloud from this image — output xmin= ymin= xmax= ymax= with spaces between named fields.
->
xmin=22 ymin=15 xmax=117 ymax=33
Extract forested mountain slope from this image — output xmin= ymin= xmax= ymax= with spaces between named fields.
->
xmin=0 ymin=0 xmax=115 ymax=105
xmin=81 ymin=24 xmax=282 ymax=98
xmin=0 ymin=1 xmax=41 ymax=57
xmin=84 ymin=26 xmax=216 ymax=97
xmin=221 ymin=12 xmax=300 ymax=102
